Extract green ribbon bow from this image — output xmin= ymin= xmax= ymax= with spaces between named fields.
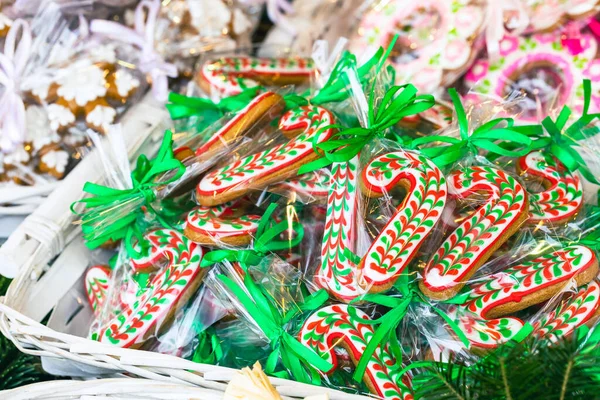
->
xmin=217 ymin=267 xmax=332 ymax=384
xmin=192 ymin=327 xmax=224 ymax=365
xmin=409 ymin=89 xmax=542 ymax=168
xmin=535 ymin=79 xmax=600 ymax=185
xmin=72 ymin=130 xmax=185 ymax=258
xmin=201 ymin=204 xmax=304 ymax=268
xmin=167 ymin=87 xmax=262 ymax=119
xmin=349 ymin=272 xmax=472 ymax=383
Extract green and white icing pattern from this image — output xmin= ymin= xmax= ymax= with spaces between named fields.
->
xmin=422 ymin=166 xmax=528 ymax=295
xmin=360 ymin=151 xmax=447 ymax=290
xmin=200 ymin=56 xmax=314 ymax=95
xmin=196 ymin=106 xmax=336 ymax=201
xmin=461 ymin=245 xmax=597 ymax=319
xmin=518 ymin=151 xmax=583 ymax=224
xmin=299 ymin=304 xmax=413 ymax=400
xmin=185 ymin=201 xmax=260 ymax=241
xmin=449 ymin=306 xmax=525 ymax=349
xmin=534 ymin=279 xmax=600 ymax=343
xmin=315 ymin=157 xmax=363 ymax=301
xmin=97 ymin=229 xmax=204 ymax=348
xmin=85 ymin=265 xmax=111 ymax=315
xmin=274 ymin=168 xmax=330 ymax=198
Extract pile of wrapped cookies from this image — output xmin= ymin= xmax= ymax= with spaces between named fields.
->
xmin=4 ymin=0 xmax=600 ymax=399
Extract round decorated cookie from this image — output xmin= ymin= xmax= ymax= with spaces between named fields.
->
xmin=299 ymin=304 xmax=413 ymax=400
xmin=352 ymin=0 xmax=484 ymax=92
xmin=524 ymin=0 xmax=600 ymax=32
xmin=464 ymin=32 xmax=600 ymax=122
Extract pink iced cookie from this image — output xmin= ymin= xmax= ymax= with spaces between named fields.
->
xmin=352 ymin=0 xmax=484 ymax=92
xmin=464 ymin=32 xmax=600 ymax=122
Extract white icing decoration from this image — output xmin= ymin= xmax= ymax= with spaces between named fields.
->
xmin=4 ymin=146 xmax=30 ymax=165
xmin=114 ymin=70 xmax=140 ymax=97
xmin=25 ymin=106 xmax=57 ymax=151
xmin=232 ymin=8 xmax=252 ymax=35
xmin=47 ymin=104 xmax=76 ymax=132
xmin=57 ymin=65 xmax=108 ymax=106
xmin=189 ymin=0 xmax=232 ymax=35
xmin=88 ymin=44 xmax=117 ymax=64
xmin=0 ymin=13 xmax=12 ymax=30
xmin=41 ymin=150 xmax=69 ymax=174
xmin=85 ymin=105 xmax=116 ymax=131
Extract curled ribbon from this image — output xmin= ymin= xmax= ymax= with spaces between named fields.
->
xmin=71 ymin=130 xmax=185 ymax=258
xmin=409 ymin=88 xmax=542 ymax=168
xmin=535 ymin=79 xmax=600 ymax=185
xmin=0 ymin=19 xmax=32 ymax=153
xmin=90 ymin=0 xmax=177 ymax=102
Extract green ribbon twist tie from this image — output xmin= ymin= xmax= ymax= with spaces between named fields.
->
xmin=409 ymin=89 xmax=543 ymax=168
xmin=71 ymin=130 xmax=185 ymax=259
xmin=192 ymin=327 xmax=223 ymax=365
xmin=348 ymin=272 xmax=472 ymax=384
xmin=535 ymin=79 xmax=600 ymax=185
xmin=167 ymin=87 xmax=262 ymax=119
xmin=201 ymin=203 xmax=304 ymax=268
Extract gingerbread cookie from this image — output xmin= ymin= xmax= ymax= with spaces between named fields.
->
xmin=459 ymin=245 xmax=599 ymax=319
xmin=464 ymin=32 xmax=600 ymax=122
xmin=37 ymin=143 xmax=70 ymax=179
xmin=85 ymin=265 xmax=112 ymax=316
xmin=517 ymin=151 xmax=583 ymax=225
xmin=97 ymin=229 xmax=205 ymax=348
xmin=359 ymin=151 xmax=447 ymax=293
xmin=420 ymin=166 xmax=529 ymax=301
xmin=352 ymin=0 xmax=484 ymax=92
xmin=196 ymin=105 xmax=336 ymax=206
xmin=184 ymin=201 xmax=261 ymax=246
xmin=533 ymin=278 xmax=600 ymax=343
xmin=197 ymin=56 xmax=315 ymax=96
xmin=299 ymin=304 xmax=413 ymax=400
xmin=269 ymin=169 xmax=331 ymax=201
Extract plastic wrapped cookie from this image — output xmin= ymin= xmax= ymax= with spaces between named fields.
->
xmin=464 ymin=31 xmax=600 ymax=121
xmin=524 ymin=0 xmax=600 ymax=32
xmin=351 ymin=0 xmax=485 ymax=93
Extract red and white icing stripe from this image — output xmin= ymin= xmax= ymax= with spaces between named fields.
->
xmin=97 ymin=229 xmax=204 ymax=348
xmin=200 ymin=57 xmax=314 ymax=96
xmin=185 ymin=201 xmax=261 ymax=241
xmin=195 ymin=92 xmax=280 ymax=155
xmin=360 ymin=151 xmax=447 ymax=290
xmin=299 ymin=304 xmax=413 ymax=400
xmin=461 ymin=245 xmax=597 ymax=319
xmin=85 ymin=265 xmax=111 ymax=315
xmin=422 ymin=166 xmax=528 ymax=295
xmin=518 ymin=151 xmax=583 ymax=224
xmin=273 ymin=169 xmax=331 ymax=199
xmin=196 ymin=106 xmax=336 ymax=201
xmin=534 ymin=279 xmax=600 ymax=344
xmin=315 ymin=157 xmax=363 ymax=301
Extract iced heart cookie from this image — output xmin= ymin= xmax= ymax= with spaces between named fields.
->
xmin=464 ymin=32 xmax=600 ymax=122
xmin=197 ymin=56 xmax=315 ymax=96
xmin=352 ymin=0 xmax=484 ymax=93
xmin=420 ymin=166 xmax=529 ymax=301
xmin=460 ymin=245 xmax=599 ymax=319
xmin=196 ymin=105 xmax=336 ymax=206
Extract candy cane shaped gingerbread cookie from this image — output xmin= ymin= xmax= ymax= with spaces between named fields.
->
xmin=270 ymin=168 xmax=331 ymax=200
xmin=97 ymin=229 xmax=205 ymax=348
xmin=299 ymin=304 xmax=413 ymax=400
xmin=85 ymin=265 xmax=112 ymax=315
xmin=184 ymin=201 xmax=261 ymax=246
xmin=448 ymin=307 xmax=525 ymax=351
xmin=196 ymin=105 xmax=336 ymax=206
xmin=533 ymin=279 xmax=600 ymax=344
xmin=420 ymin=166 xmax=529 ymax=301
xmin=359 ymin=151 xmax=447 ymax=293
xmin=197 ymin=56 xmax=315 ymax=96
xmin=517 ymin=151 xmax=583 ymax=225
xmin=459 ymin=245 xmax=599 ymax=319
xmin=314 ymin=157 xmax=363 ymax=301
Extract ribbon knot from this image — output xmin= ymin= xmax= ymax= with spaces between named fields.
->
xmin=72 ymin=130 xmax=185 ymax=258
xmin=410 ymin=88 xmax=542 ymax=168
xmin=0 ymin=19 xmax=32 ymax=153
xmin=90 ymin=0 xmax=177 ymax=102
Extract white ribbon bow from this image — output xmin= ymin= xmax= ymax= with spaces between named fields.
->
xmin=0 ymin=19 xmax=31 ymax=153
xmin=90 ymin=0 xmax=177 ymax=102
